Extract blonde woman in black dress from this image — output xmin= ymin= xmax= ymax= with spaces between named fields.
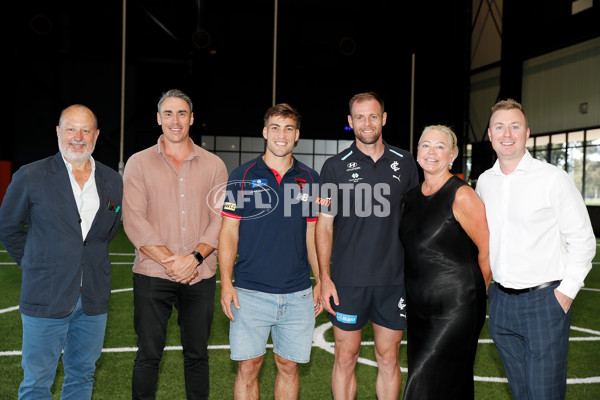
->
xmin=399 ymin=125 xmax=492 ymax=399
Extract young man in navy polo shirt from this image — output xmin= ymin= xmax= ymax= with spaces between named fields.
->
xmin=218 ymin=103 xmax=322 ymax=399
xmin=316 ymin=92 xmax=419 ymax=399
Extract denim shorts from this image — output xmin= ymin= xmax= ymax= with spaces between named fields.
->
xmin=230 ymin=286 xmax=315 ymax=363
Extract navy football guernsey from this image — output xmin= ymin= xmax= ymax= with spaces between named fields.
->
xmin=318 ymin=141 xmax=419 ymax=286
xmin=221 ymin=156 xmax=319 ymax=293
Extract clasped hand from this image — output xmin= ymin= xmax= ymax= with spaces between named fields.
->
xmin=162 ymin=254 xmax=199 ymax=284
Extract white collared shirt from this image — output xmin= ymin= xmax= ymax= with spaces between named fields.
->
xmin=476 ymin=150 xmax=595 ymax=299
xmin=62 ymin=155 xmax=100 ymax=240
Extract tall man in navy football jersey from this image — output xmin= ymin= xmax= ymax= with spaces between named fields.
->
xmin=316 ymin=92 xmax=419 ymax=399
xmin=218 ymin=103 xmax=322 ymax=399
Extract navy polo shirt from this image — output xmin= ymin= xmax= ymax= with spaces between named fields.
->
xmin=318 ymin=141 xmax=419 ymax=286
xmin=222 ymin=156 xmax=319 ymax=293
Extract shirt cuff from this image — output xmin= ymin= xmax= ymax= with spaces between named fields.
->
xmin=557 ymin=278 xmax=583 ymax=300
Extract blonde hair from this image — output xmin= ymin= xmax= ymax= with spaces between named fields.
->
xmin=419 ymin=125 xmax=459 ymax=164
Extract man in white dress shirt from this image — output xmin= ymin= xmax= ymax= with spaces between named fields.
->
xmin=476 ymin=99 xmax=595 ymax=400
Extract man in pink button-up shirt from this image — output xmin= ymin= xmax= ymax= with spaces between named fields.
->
xmin=122 ymin=89 xmax=228 ymax=399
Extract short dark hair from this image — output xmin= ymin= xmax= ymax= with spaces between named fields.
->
xmin=157 ymin=89 xmax=193 ymax=113
xmin=263 ymin=103 xmax=301 ymax=129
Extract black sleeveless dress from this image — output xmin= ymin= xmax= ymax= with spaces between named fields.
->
xmin=399 ymin=176 xmax=486 ymax=400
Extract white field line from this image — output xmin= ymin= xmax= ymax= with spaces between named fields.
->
xmin=2 ymin=251 xmax=600 ymax=383
xmin=0 ymin=319 xmax=599 ymax=384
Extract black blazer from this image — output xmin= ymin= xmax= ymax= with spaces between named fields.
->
xmin=0 ymin=153 xmax=123 ymax=318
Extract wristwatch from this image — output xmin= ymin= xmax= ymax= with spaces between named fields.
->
xmin=191 ymin=251 xmax=204 ymax=265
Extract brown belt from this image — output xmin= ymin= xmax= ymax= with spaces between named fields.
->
xmin=496 ymin=280 xmax=561 ymax=295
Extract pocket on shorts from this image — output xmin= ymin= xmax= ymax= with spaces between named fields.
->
xmin=292 ymin=287 xmax=313 ymax=299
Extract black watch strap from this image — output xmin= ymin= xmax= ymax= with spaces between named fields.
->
xmin=191 ymin=251 xmax=204 ymax=265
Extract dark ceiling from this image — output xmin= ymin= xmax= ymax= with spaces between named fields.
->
xmin=5 ymin=0 xmax=600 ymax=172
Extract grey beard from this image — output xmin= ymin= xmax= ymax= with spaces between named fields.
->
xmin=58 ymin=138 xmax=95 ymax=164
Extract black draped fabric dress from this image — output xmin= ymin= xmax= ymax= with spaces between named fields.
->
xmin=399 ymin=176 xmax=486 ymax=400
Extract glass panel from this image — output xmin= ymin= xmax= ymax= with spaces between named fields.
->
xmin=534 ymin=135 xmax=549 ymax=162
xmin=584 ymin=144 xmax=600 ymax=205
xmin=326 ymin=140 xmax=338 ymax=154
xmin=551 ymin=133 xmax=566 ymax=149
xmin=200 ymin=135 xmax=215 ymax=150
xmin=315 ymin=140 xmax=339 ymax=155
xmin=338 ymin=140 xmax=354 ymax=152
xmin=294 ymin=154 xmax=313 ymax=168
xmin=240 ymin=152 xmax=262 ymax=164
xmin=550 ymin=134 xmax=567 ymax=170
xmin=294 ymin=139 xmax=314 ymax=154
xmin=568 ymin=145 xmax=584 ymax=193
xmin=241 ymin=137 xmax=264 ymax=152
xmin=551 ymin=147 xmax=568 ymax=170
xmin=314 ymin=140 xmax=327 ymax=154
xmin=215 ymin=152 xmax=240 ymax=175
xmin=568 ymin=131 xmax=584 ymax=146
xmin=586 ymin=128 xmax=600 ymax=145
xmin=216 ymin=136 xmax=240 ymax=151
xmin=314 ymin=155 xmax=329 ymax=174
xmin=526 ymin=137 xmax=535 ymax=153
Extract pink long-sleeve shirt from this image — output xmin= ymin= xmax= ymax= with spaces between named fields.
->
xmin=122 ymin=135 xmax=228 ymax=284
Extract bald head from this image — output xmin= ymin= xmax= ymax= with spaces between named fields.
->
xmin=56 ymin=104 xmax=100 ymax=165
xmin=58 ymin=105 xmax=98 ymax=130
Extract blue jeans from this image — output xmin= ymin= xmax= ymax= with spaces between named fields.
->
xmin=19 ymin=295 xmax=107 ymax=400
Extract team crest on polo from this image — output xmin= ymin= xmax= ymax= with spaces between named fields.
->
xmin=295 ymin=177 xmax=307 ymax=190
xmin=390 ymin=161 xmax=400 ymax=172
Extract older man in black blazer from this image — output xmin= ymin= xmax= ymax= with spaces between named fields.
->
xmin=0 ymin=104 xmax=123 ymax=399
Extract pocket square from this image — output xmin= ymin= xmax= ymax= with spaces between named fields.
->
xmin=108 ymin=200 xmax=121 ymax=213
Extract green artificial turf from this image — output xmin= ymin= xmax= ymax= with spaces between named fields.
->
xmin=1 ymin=225 xmax=599 ymax=399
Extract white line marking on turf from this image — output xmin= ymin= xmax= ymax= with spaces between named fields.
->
xmin=2 ymin=284 xmax=600 ymax=383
